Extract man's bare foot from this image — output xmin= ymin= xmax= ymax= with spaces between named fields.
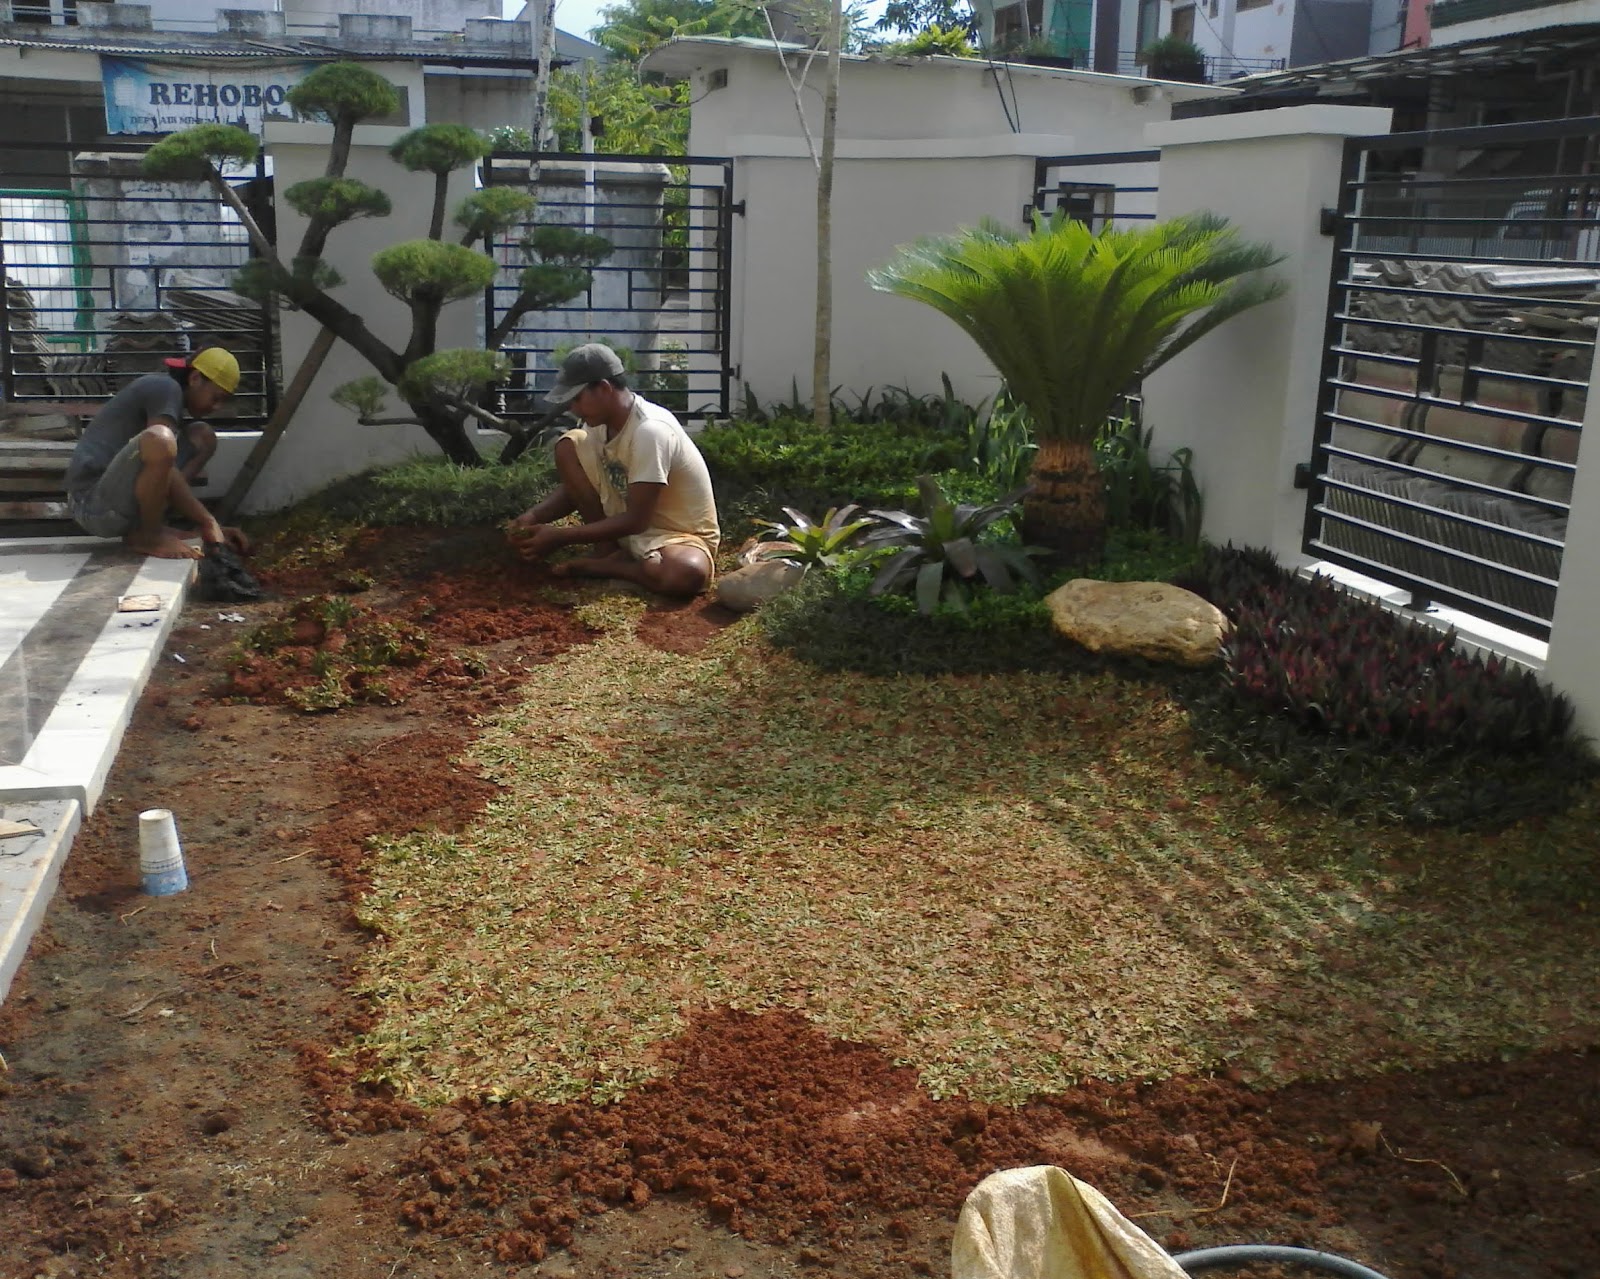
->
xmin=125 ymin=529 xmax=202 ymax=560
xmin=551 ymin=550 xmax=636 ymax=580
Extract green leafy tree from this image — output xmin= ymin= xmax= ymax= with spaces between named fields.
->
xmin=874 ymin=23 xmax=978 ymax=55
xmin=874 ymin=0 xmax=978 ymax=39
xmin=548 ymin=61 xmax=690 ymax=154
xmin=868 ymin=211 xmax=1284 ymax=563
xmin=143 ymin=63 xmax=612 ymax=466
xmin=594 ymin=0 xmax=766 ymax=56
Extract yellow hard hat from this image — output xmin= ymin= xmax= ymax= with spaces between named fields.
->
xmin=189 ymin=346 xmax=240 ymax=395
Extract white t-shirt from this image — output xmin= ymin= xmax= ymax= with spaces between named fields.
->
xmin=570 ymin=395 xmax=720 ymax=552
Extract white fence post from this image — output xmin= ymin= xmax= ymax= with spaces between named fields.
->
xmin=1544 ymin=340 xmax=1600 ymax=740
xmin=1139 ymin=106 xmax=1391 ymax=563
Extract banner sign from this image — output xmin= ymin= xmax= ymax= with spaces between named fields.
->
xmin=101 ymin=56 xmax=321 ymax=135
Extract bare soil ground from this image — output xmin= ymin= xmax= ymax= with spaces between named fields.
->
xmin=1 ymin=528 xmax=1596 ymax=1279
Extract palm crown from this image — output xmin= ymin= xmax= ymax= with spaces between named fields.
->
xmin=867 ymin=211 xmax=1285 ymax=444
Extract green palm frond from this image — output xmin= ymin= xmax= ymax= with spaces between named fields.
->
xmin=867 ymin=211 xmax=1284 ymax=444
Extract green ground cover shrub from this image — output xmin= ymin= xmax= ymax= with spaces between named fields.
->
xmin=699 ymin=414 xmax=974 ymax=541
xmin=307 ymin=451 xmax=556 ymax=526
xmin=758 ymin=529 xmax=1203 ymax=677
xmin=256 ymin=449 xmax=556 ymax=552
xmin=1097 ymin=414 xmax=1202 ymax=546
xmin=1176 ymin=545 xmax=1597 ymax=826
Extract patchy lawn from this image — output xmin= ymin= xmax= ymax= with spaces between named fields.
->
xmin=350 ymin=600 xmax=1600 ymax=1108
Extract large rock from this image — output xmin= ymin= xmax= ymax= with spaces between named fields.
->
xmin=716 ymin=559 xmax=807 ymax=613
xmin=1045 ymin=579 xmax=1228 ymax=667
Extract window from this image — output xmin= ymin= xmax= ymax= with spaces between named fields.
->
xmin=994 ymin=4 xmax=1027 ymax=46
xmin=0 ymin=190 xmax=90 ymax=346
xmin=9 ymin=0 xmax=76 ymax=24
xmin=1137 ymin=0 xmax=1162 ymax=47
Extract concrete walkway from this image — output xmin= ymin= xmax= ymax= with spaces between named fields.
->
xmin=0 ymin=536 xmax=194 ymax=1002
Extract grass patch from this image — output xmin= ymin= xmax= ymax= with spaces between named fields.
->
xmin=698 ymin=415 xmax=984 ymax=544
xmin=251 ymin=451 xmax=557 ymax=571
xmin=299 ymin=451 xmax=556 ymax=527
xmin=347 ymin=625 xmax=1600 ymax=1108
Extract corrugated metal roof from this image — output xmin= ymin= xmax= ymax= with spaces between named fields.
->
xmin=1226 ymin=22 xmax=1600 ymax=93
xmin=641 ymin=34 xmax=1234 ymax=100
xmin=0 ymin=26 xmax=547 ymax=68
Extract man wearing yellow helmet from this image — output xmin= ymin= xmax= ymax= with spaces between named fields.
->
xmin=64 ymin=345 xmax=248 ymax=559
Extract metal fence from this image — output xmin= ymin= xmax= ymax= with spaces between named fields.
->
xmin=1101 ymin=52 xmax=1286 ymax=79
xmin=0 ymin=139 xmax=276 ymax=427
xmin=481 ymin=150 xmax=736 ymax=423
xmin=1305 ymin=116 xmax=1600 ymax=638
xmin=1026 ymin=150 xmax=1160 ymax=229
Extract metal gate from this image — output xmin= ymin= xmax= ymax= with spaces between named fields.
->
xmin=0 ymin=138 xmax=277 ymax=428
xmin=480 ymin=150 xmax=736 ymax=422
xmin=1026 ymin=150 xmax=1159 ymax=229
xmin=1305 ymin=117 xmax=1600 ymax=639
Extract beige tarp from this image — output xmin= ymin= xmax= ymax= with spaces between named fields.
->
xmin=952 ymin=1165 xmax=1191 ymax=1279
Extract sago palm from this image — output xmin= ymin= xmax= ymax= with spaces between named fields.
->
xmin=867 ymin=211 xmax=1284 ymax=562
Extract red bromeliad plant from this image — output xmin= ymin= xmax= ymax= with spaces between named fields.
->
xmin=1181 ymin=546 xmax=1576 ymax=753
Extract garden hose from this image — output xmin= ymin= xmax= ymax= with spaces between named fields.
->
xmin=1172 ymin=1244 xmax=1395 ymax=1279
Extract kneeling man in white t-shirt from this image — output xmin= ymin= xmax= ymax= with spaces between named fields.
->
xmin=507 ymin=344 xmax=721 ymax=597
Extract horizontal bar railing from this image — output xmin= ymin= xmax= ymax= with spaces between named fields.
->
xmin=1301 ymin=119 xmax=1600 ymax=638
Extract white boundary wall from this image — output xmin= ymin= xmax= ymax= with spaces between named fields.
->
xmin=1140 ymin=106 xmax=1392 ymax=562
xmin=651 ymin=40 xmax=1233 ymax=409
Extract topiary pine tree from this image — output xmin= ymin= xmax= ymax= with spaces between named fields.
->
xmin=142 ymin=62 xmax=613 ymax=465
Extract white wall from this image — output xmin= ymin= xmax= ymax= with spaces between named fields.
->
xmin=1231 ymin=3 xmax=1296 ymax=64
xmin=0 ymin=44 xmax=102 ymax=85
xmin=687 ymin=50 xmax=1216 ymax=150
xmin=673 ymin=44 xmax=1231 ymax=407
xmin=280 ymin=0 xmax=498 ymax=35
xmin=147 ymin=0 xmax=272 ymax=24
xmin=247 ymin=121 xmax=477 ymax=512
xmin=1141 ymin=105 xmax=1391 ymax=562
xmin=423 ymin=71 xmax=530 ymax=133
xmin=730 ymin=150 xmax=1034 ymax=406
xmin=1543 ymin=342 xmax=1600 ymax=741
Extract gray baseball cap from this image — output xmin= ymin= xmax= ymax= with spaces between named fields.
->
xmin=542 ymin=343 xmax=625 ymax=406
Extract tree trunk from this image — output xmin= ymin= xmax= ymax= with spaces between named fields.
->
xmin=1022 ymin=436 xmax=1107 ymax=565
xmin=529 ymin=0 xmax=559 ymax=158
xmin=810 ymin=0 xmax=841 ymax=430
xmin=412 ymin=403 xmax=483 ymax=467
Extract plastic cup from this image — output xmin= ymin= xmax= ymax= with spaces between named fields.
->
xmin=138 ymin=808 xmax=188 ymax=896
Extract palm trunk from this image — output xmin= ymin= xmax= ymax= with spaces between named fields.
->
xmin=1022 ymin=436 xmax=1107 ymax=565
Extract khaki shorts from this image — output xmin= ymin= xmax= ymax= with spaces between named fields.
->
xmin=622 ymin=531 xmax=718 ymax=582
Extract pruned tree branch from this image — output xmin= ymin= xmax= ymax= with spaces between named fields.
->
xmin=209 ymin=168 xmax=277 ymax=261
xmin=763 ymin=5 xmax=824 ymax=171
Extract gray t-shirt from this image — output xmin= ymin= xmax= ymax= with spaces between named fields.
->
xmin=65 ymin=373 xmax=188 ymax=498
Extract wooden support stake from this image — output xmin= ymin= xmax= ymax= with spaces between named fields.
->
xmin=219 ymin=325 xmax=339 ymax=520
